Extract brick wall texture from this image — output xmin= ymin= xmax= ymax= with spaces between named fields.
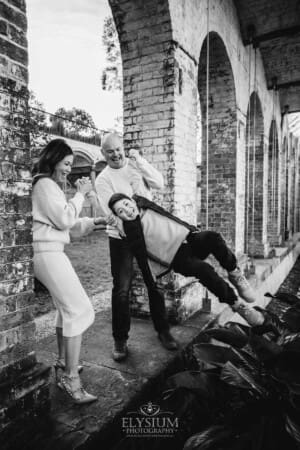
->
xmin=0 ymin=0 xmax=50 ymax=439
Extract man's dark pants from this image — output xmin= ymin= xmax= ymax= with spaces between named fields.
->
xmin=109 ymin=237 xmax=169 ymax=341
xmin=172 ymin=231 xmax=238 ymax=306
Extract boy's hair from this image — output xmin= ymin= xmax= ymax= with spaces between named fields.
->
xmin=108 ymin=193 xmax=132 ymax=212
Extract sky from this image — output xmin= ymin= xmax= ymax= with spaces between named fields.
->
xmin=26 ymin=0 xmax=122 ymax=130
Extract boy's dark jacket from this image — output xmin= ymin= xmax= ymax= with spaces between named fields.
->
xmin=122 ymin=195 xmax=199 ymax=289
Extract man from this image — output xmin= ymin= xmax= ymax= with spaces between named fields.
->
xmin=95 ymin=133 xmax=177 ymax=362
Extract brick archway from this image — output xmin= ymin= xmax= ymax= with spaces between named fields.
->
xmin=198 ymin=32 xmax=237 ymax=248
xmin=245 ymin=91 xmax=264 ymax=257
xmin=267 ymin=119 xmax=279 ymax=246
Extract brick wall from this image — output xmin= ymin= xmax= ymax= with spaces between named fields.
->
xmin=0 ymin=0 xmax=50 ymax=443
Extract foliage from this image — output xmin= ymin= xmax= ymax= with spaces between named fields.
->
xmin=101 ymin=16 xmax=122 ymax=91
xmin=28 ymin=91 xmax=50 ymax=158
xmin=51 ymin=107 xmax=97 ymax=137
xmin=162 ymin=292 xmax=300 ymax=450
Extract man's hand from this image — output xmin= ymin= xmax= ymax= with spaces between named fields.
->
xmin=128 ymin=148 xmax=142 ymax=163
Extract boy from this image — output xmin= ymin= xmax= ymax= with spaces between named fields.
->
xmin=108 ymin=193 xmax=265 ymax=327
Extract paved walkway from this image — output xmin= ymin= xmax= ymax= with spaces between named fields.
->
xmin=30 ymin=308 xmax=214 ymax=449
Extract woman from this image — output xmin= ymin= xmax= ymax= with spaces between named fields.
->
xmin=108 ymin=193 xmax=265 ymax=327
xmin=32 ymin=138 xmax=106 ymax=404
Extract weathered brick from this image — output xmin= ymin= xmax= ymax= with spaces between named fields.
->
xmin=0 ymin=2 xmax=27 ymax=30
xmin=0 ymin=36 xmax=27 ymax=65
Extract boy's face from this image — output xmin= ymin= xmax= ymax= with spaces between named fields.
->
xmin=113 ymin=198 xmax=139 ymax=221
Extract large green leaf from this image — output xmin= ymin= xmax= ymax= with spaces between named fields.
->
xmin=249 ymin=334 xmax=283 ymax=362
xmin=183 ymin=425 xmax=232 ymax=450
xmin=165 ymin=370 xmax=220 ymax=400
xmin=220 ymin=361 xmax=267 ymax=397
xmin=193 ymin=343 xmax=248 ymax=368
xmin=282 ymin=333 xmax=300 ymax=352
xmin=285 ymin=414 xmax=300 ymax=443
xmin=282 ymin=307 xmax=300 ymax=333
xmin=254 ymin=307 xmax=288 ymax=336
xmin=199 ymin=327 xmax=249 ymax=349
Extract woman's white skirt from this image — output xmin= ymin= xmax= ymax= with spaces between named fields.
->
xmin=34 ymin=243 xmax=95 ymax=337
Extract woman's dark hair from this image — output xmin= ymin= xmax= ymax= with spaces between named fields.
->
xmin=108 ymin=193 xmax=132 ymax=212
xmin=32 ymin=139 xmax=73 ymax=185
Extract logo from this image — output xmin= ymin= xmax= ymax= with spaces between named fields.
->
xmin=122 ymin=401 xmax=179 ymax=438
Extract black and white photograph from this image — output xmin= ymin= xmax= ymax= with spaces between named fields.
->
xmin=1 ymin=0 xmax=300 ymax=449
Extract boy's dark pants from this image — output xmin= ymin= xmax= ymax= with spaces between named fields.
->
xmin=109 ymin=237 xmax=169 ymax=341
xmin=172 ymin=231 xmax=238 ymax=305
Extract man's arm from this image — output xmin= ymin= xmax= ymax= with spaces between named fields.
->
xmin=128 ymin=150 xmax=164 ymax=190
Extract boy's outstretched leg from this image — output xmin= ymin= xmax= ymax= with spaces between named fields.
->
xmin=187 ymin=231 xmax=256 ymax=303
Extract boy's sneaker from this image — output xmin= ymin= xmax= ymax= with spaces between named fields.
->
xmin=228 ymin=267 xmax=256 ymax=303
xmin=232 ymin=302 xmax=265 ymax=327
xmin=112 ymin=340 xmax=128 ymax=362
xmin=158 ymin=330 xmax=178 ymax=351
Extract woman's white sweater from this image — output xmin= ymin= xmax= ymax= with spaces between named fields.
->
xmin=32 ymin=177 xmax=95 ymax=246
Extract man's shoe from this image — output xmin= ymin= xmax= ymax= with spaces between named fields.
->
xmin=228 ymin=267 xmax=256 ymax=303
xmin=158 ymin=330 xmax=178 ymax=351
xmin=112 ymin=340 xmax=128 ymax=362
xmin=232 ymin=302 xmax=265 ymax=327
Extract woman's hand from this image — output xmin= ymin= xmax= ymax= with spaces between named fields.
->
xmin=93 ymin=217 xmax=106 ymax=226
xmin=106 ymin=213 xmax=119 ymax=227
xmin=75 ymin=177 xmax=92 ymax=196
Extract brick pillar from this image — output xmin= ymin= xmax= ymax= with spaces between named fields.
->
xmin=198 ymin=32 xmax=237 ymax=250
xmin=279 ymin=136 xmax=288 ymax=240
xmin=267 ymin=120 xmax=280 ymax=246
xmin=0 ymin=1 xmax=50 ymax=446
xmin=295 ymin=147 xmax=300 ymax=233
xmin=290 ymin=145 xmax=296 ymax=235
xmin=235 ymin=115 xmax=247 ymax=257
xmin=245 ymin=92 xmax=269 ymax=257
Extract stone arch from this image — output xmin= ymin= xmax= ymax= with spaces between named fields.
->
xmin=244 ymin=91 xmax=264 ymax=256
xmin=267 ymin=119 xmax=279 ymax=245
xmin=198 ymin=31 xmax=237 ymax=248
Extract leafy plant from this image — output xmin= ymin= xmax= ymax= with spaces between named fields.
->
xmin=163 ymin=292 xmax=300 ymax=450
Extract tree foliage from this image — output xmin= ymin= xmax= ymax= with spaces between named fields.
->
xmin=101 ymin=16 xmax=122 ymax=91
xmin=51 ymin=107 xmax=97 ymax=136
xmin=28 ymin=90 xmax=49 ymax=157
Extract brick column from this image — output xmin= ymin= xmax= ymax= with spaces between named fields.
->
xmin=245 ymin=92 xmax=269 ymax=257
xmin=0 ymin=0 xmax=50 ymax=445
xmin=198 ymin=32 xmax=237 ymax=251
xmin=294 ymin=147 xmax=300 ymax=233
xmin=267 ymin=120 xmax=280 ymax=246
xmin=279 ymin=136 xmax=288 ymax=240
xmin=290 ymin=145 xmax=296 ymax=235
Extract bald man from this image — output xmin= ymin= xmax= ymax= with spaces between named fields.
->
xmin=95 ymin=133 xmax=177 ymax=361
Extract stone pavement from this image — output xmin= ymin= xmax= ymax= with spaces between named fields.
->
xmin=25 ymin=308 xmax=215 ymax=450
